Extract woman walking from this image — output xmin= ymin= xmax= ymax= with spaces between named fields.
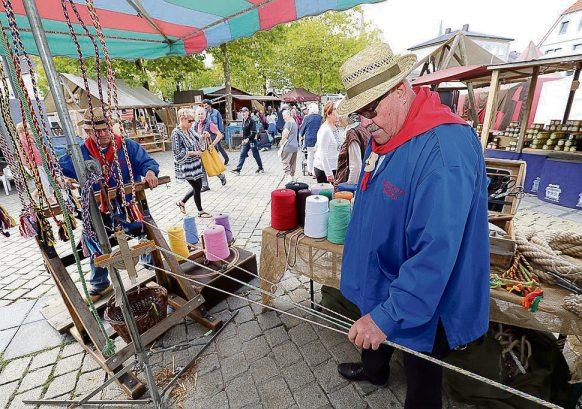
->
xmin=313 ymin=102 xmax=340 ymax=184
xmin=172 ymin=108 xmax=211 ymax=218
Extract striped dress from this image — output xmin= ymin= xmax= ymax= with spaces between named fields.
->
xmin=172 ymin=127 xmax=205 ymax=181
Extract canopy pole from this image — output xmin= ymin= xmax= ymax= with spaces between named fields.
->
xmin=562 ymin=64 xmax=581 ymax=124
xmin=517 ymin=66 xmax=539 ymax=153
xmin=480 ymin=69 xmax=500 ymax=150
xmin=221 ymin=43 xmax=234 ymax=123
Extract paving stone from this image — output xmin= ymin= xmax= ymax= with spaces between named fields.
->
xmin=0 ymin=380 xmax=18 ymax=408
xmin=73 ymin=370 xmax=106 ymax=397
xmin=221 ymin=352 xmax=249 ymax=383
xmin=272 ymin=342 xmax=302 ymax=369
xmin=0 ymin=327 xmax=17 ymax=354
xmin=365 ymin=387 xmax=403 ymax=409
xmin=288 ymin=322 xmax=318 ymax=347
xmin=242 ymin=335 xmax=270 ymax=363
xmin=0 ymin=356 xmax=31 ymax=385
xmin=29 ymin=348 xmax=60 ymax=371
xmin=312 ymin=359 xmax=349 ymax=394
xmin=18 ymin=365 xmax=52 ymax=392
xmin=328 ymin=384 xmax=367 ymax=409
xmin=250 ymin=356 xmax=280 ymax=385
xmin=80 ymin=354 xmax=101 ymax=373
xmin=281 ymin=361 xmax=315 ymax=391
xmin=318 ymin=327 xmax=350 ymax=348
xmin=233 ymin=306 xmax=255 ymax=324
xmin=328 ymin=341 xmax=360 ymax=364
xmin=189 ymin=390 xmax=230 ymax=409
xmin=264 ymin=325 xmax=290 ymax=348
xmin=196 ymin=352 xmax=220 ymax=376
xmin=256 ymin=310 xmax=282 ymax=330
xmin=0 ymin=299 xmax=35 ymax=330
xmin=43 ymin=370 xmax=78 ymax=399
xmin=225 ymin=374 xmax=259 ymax=409
xmin=192 ymin=369 xmax=225 ymax=401
xmin=11 ymin=385 xmax=43 ymax=407
xmin=257 ymin=376 xmax=295 ymax=409
xmin=292 ymin=382 xmax=329 ymax=409
xmin=216 ymin=334 xmax=243 ymax=358
xmin=60 ymin=342 xmax=84 ymax=359
xmin=227 ymin=295 xmax=249 ymax=311
xmin=53 ymin=353 xmax=83 ymax=377
xmin=280 ymin=313 xmax=302 ymax=329
xmin=3 ymin=321 xmax=63 ymax=359
xmin=299 ymin=339 xmax=332 ymax=368
xmin=237 ymin=320 xmax=261 ymax=342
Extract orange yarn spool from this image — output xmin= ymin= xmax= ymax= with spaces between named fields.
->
xmin=333 ymin=191 xmax=354 ymax=201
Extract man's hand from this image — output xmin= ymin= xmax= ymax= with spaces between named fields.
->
xmin=144 ymin=170 xmax=158 ymax=188
xmin=348 ymin=314 xmax=387 ymax=350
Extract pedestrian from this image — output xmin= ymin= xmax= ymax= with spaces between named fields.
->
xmin=194 ymin=105 xmax=227 ymax=187
xmin=231 ymin=107 xmax=264 ymax=175
xmin=298 ymin=103 xmax=322 ymax=176
xmin=313 ymin=101 xmax=339 ymax=184
xmin=335 ymin=42 xmax=489 ymax=409
xmin=291 ymin=106 xmax=302 ymax=127
xmin=335 ymin=114 xmax=371 ymax=184
xmin=172 ymin=108 xmax=212 ymax=218
xmin=276 ymin=103 xmax=288 ymax=136
xmin=60 ymin=107 xmax=160 ymax=302
xmin=267 ymin=109 xmax=278 ymax=139
xmin=278 ymin=109 xmax=299 ymax=181
xmin=202 ymin=99 xmax=229 ymax=165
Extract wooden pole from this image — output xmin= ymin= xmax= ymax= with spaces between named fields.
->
xmin=439 ymin=34 xmax=460 ymax=70
xmin=457 ymin=35 xmax=480 ymax=126
xmin=562 ymin=64 xmax=581 ymax=124
xmin=220 ymin=44 xmax=234 ymax=123
xmin=480 ymin=69 xmax=501 ymax=150
xmin=517 ymin=66 xmax=539 ymax=152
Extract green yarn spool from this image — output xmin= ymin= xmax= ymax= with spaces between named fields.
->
xmin=327 ymin=199 xmax=351 ymax=244
xmin=319 ymin=189 xmax=333 ymax=200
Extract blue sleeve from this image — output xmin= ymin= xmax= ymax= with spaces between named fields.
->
xmin=127 ymin=139 xmax=159 ymax=177
xmin=216 ymin=110 xmax=224 ymax=133
xmin=59 ymin=154 xmax=78 ymax=180
xmin=370 ymin=165 xmax=475 ymax=335
xmin=298 ymin=116 xmax=307 ymax=137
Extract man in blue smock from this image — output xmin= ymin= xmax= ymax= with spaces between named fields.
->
xmin=60 ymin=107 xmax=159 ymax=302
xmin=334 ymin=43 xmax=490 ymax=408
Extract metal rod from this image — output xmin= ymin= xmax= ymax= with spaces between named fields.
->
xmin=75 ymin=363 xmax=134 ymax=406
xmin=23 ymin=399 xmax=151 ymax=406
xmin=160 ymin=311 xmax=238 ymax=397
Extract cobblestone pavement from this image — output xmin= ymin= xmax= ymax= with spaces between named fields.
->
xmin=0 ymin=149 xmax=580 ymax=408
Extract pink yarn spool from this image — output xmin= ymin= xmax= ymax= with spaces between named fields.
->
xmin=204 ymin=225 xmax=230 ymax=261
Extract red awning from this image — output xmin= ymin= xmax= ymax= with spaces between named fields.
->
xmin=280 ymin=87 xmax=320 ymax=103
xmin=411 ymin=65 xmax=489 ymax=86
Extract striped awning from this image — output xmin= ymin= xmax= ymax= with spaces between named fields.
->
xmin=0 ymin=0 xmax=385 ymax=59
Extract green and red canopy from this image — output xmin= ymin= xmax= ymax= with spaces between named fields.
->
xmin=0 ymin=0 xmax=384 ymax=59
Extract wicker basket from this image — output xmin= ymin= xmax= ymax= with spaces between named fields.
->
xmin=104 ymin=286 xmax=168 ymax=343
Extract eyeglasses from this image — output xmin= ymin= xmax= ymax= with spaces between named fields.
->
xmin=348 ymin=113 xmax=361 ymax=123
xmin=187 ymin=119 xmax=195 ymax=123
xmin=355 ymin=91 xmax=389 ymax=119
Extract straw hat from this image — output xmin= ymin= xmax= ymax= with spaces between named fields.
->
xmin=81 ymin=107 xmax=108 ymax=130
xmin=336 ymin=43 xmax=417 ymax=116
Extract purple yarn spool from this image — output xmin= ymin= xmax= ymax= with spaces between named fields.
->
xmin=213 ymin=213 xmax=233 ymax=243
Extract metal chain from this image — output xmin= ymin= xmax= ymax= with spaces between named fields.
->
xmin=85 ymin=0 xmax=138 ymax=204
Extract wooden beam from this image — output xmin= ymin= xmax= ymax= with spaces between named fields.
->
xmin=480 ymin=69 xmax=501 ymax=149
xmin=562 ymin=65 xmax=581 ymax=124
xmin=457 ymin=35 xmax=480 ymax=126
xmin=517 ymin=66 xmax=540 ymax=152
xmin=439 ymin=34 xmax=461 ymax=70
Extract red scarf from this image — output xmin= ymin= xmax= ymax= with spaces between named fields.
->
xmin=84 ymin=134 xmax=124 ymax=173
xmin=360 ymin=87 xmax=467 ymax=191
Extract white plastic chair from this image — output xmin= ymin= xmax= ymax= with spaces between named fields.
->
xmin=1 ymin=166 xmax=13 ymax=195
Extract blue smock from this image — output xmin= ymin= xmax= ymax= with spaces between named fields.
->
xmin=299 ymin=113 xmax=323 ymax=148
xmin=340 ymin=124 xmax=490 ymax=352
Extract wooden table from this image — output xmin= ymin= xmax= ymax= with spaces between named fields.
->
xmin=259 ymin=226 xmax=581 ymax=335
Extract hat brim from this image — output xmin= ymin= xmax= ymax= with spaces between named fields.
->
xmin=81 ymin=122 xmax=109 ymax=131
xmin=336 ymin=54 xmax=417 ymax=117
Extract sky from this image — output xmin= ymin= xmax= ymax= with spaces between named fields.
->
xmin=362 ymin=0 xmax=574 ymax=53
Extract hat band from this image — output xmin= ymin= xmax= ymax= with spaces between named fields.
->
xmin=84 ymin=119 xmax=107 ymax=126
xmin=345 ymin=63 xmax=402 ymax=99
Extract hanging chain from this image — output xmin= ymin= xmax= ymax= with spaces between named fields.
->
xmin=85 ymin=0 xmax=138 ymax=204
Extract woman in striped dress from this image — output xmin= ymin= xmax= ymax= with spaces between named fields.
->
xmin=173 ymin=108 xmax=211 ymax=218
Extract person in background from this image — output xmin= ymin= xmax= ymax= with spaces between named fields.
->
xmin=276 ymin=103 xmax=288 ymax=137
xmin=231 ymin=107 xmax=264 ymax=175
xmin=267 ymin=109 xmax=278 ymax=140
xmin=173 ymin=108 xmax=211 ymax=218
xmin=60 ymin=107 xmax=159 ymax=302
xmin=335 ymin=114 xmax=371 ymax=185
xmin=298 ymin=103 xmax=323 ymax=177
xmin=194 ymin=106 xmax=227 ymax=187
xmin=335 ymin=43 xmax=489 ymax=409
xmin=279 ymin=109 xmax=299 ymax=181
xmin=313 ymin=101 xmax=339 ymax=184
xmin=291 ymin=106 xmax=303 ymax=127
xmin=202 ymin=99 xmax=229 ymax=165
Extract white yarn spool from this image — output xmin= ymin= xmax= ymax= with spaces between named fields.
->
xmin=310 ymin=183 xmax=333 ymax=196
xmin=304 ymin=195 xmax=329 ymax=238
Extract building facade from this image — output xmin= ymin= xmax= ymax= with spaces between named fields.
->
xmin=539 ymin=1 xmax=582 ymax=57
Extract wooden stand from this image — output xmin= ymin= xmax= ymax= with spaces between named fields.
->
xmin=40 ymin=176 xmax=221 ymax=398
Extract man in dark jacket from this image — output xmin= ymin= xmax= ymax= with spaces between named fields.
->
xmin=298 ymin=103 xmax=322 ymax=176
xmin=202 ymin=99 xmax=229 ymax=165
xmin=231 ymin=107 xmax=264 ymax=175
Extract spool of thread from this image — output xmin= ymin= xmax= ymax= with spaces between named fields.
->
xmin=319 ymin=189 xmax=333 ymax=200
xmin=310 ymin=183 xmax=333 ymax=195
xmin=168 ymin=226 xmax=190 ymax=259
xmin=296 ymin=189 xmax=311 ymax=227
xmin=337 ymin=183 xmax=358 ymax=193
xmin=285 ymin=181 xmax=309 ymax=193
xmin=304 ymin=195 xmax=329 ymax=238
xmin=327 ymin=199 xmax=351 ymax=244
xmin=213 ymin=213 xmax=233 ymax=243
xmin=204 ymin=225 xmax=230 ymax=261
xmin=334 ymin=191 xmax=354 ymax=201
xmin=183 ymin=216 xmax=199 ymax=245
xmin=271 ymin=189 xmax=297 ymax=231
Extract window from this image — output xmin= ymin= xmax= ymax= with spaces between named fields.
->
xmin=579 ymin=18 xmax=582 ymax=31
xmin=559 ymin=20 xmax=569 ymax=34
xmin=574 ymin=44 xmax=582 ymax=51
xmin=545 ymin=49 xmax=553 ymax=54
